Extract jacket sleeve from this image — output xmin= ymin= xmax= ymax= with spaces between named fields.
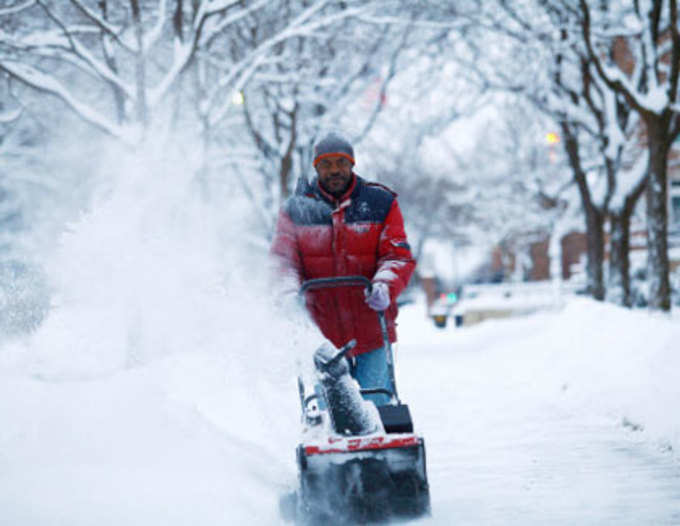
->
xmin=373 ymin=198 xmax=416 ymax=301
xmin=270 ymin=208 xmax=302 ymax=286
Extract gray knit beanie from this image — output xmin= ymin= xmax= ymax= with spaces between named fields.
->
xmin=313 ymin=133 xmax=355 ymax=167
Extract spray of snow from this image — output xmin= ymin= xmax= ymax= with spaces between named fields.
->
xmin=0 ymin=137 xmax=324 ymax=524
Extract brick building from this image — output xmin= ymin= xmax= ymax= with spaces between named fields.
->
xmin=487 ymin=231 xmax=587 ymax=283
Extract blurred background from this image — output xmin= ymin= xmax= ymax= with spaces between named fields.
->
xmin=0 ymin=0 xmax=679 ymax=337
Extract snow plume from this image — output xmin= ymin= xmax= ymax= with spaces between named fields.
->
xmin=4 ymin=138 xmax=320 ymax=380
xmin=0 ymin=136 xmax=330 ymax=524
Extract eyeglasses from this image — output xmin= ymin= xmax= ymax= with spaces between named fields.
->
xmin=318 ymin=158 xmax=351 ymax=170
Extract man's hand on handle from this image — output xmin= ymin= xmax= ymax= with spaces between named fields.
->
xmin=365 ymin=282 xmax=390 ymax=311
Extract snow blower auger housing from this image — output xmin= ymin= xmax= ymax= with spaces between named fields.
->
xmin=286 ymin=276 xmax=431 ymax=525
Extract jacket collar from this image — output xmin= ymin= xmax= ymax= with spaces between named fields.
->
xmin=314 ymin=173 xmax=359 ymax=206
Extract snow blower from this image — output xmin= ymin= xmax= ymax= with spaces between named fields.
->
xmin=282 ymin=276 xmax=430 ymax=525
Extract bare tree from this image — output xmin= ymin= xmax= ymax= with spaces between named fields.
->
xmin=453 ymin=0 xmax=660 ymax=305
xmin=578 ymin=0 xmax=680 ymax=311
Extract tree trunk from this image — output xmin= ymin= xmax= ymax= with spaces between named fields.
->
xmin=169 ymin=0 xmax=184 ymax=133
xmin=562 ymin=123 xmax=606 ymax=300
xmin=279 ymin=105 xmax=298 ymax=202
xmin=99 ymin=0 xmax=126 ymax=124
xmin=279 ymin=152 xmax=293 ymax=201
xmin=130 ymin=0 xmax=148 ymax=128
xmin=645 ymin=117 xmax=671 ymax=311
xmin=608 ymin=213 xmax=631 ymax=306
xmin=585 ymin=207 xmax=606 ymax=300
xmin=608 ymin=174 xmax=646 ymax=307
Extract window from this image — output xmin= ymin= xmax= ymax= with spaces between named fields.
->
xmin=671 ymin=180 xmax=680 ymax=230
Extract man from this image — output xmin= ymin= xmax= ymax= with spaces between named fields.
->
xmin=271 ymin=133 xmax=415 ymax=406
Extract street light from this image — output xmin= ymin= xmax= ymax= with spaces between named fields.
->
xmin=231 ymin=91 xmax=245 ymax=105
xmin=546 ymin=132 xmax=560 ymax=163
xmin=545 ymin=132 xmax=560 ymax=144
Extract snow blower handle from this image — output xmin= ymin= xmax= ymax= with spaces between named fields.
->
xmin=299 ymin=275 xmax=373 ymax=294
xmin=299 ymin=276 xmax=391 ymax=350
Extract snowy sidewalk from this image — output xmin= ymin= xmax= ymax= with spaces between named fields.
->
xmin=397 ymin=299 xmax=680 ymax=525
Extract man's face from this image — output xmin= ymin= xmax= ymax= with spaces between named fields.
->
xmin=316 ymin=155 xmax=353 ymax=197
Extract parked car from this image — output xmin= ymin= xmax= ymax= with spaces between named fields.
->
xmin=429 ymin=292 xmax=459 ymax=328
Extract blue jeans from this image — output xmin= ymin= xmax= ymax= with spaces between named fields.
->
xmin=351 ymin=346 xmax=393 ymax=407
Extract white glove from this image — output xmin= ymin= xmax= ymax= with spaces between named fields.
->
xmin=365 ymin=282 xmax=390 ymax=311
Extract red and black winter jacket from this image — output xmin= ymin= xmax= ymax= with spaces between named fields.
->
xmin=271 ymin=173 xmax=416 ymax=356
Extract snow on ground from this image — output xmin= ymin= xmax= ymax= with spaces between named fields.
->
xmin=0 ymin=353 xmax=295 ymax=525
xmin=2 ymin=294 xmax=679 ymax=524
xmin=398 ymin=296 xmax=680 ymax=456
xmin=397 ymin=298 xmax=680 ymax=524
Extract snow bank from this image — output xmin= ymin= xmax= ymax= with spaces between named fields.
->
xmin=398 ymin=296 xmax=680 ymax=457
xmin=550 ymin=299 xmax=680 ymax=453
